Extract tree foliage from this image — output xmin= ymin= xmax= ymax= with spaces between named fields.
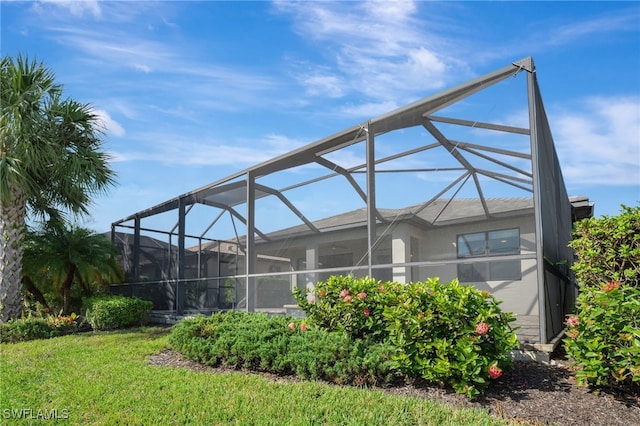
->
xmin=564 ymin=204 xmax=640 ymax=394
xmin=1 ymin=55 xmax=115 ymax=220
xmin=1 ymin=54 xmax=115 ymax=321
xmin=569 ymin=204 xmax=640 ymax=287
xmin=22 ymin=224 xmax=123 ymax=315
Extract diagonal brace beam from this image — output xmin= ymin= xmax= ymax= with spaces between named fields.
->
xmin=422 ymin=118 xmax=489 ymax=215
xmin=314 ymin=156 xmax=385 ymax=222
xmin=199 ymin=199 xmax=271 ymax=242
xmin=256 ymin=184 xmax=320 ymax=233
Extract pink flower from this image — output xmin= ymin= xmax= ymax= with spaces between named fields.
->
xmin=379 ymin=285 xmax=386 ymax=293
xmin=567 ymin=329 xmax=579 ymax=339
xmin=343 ymin=295 xmax=353 ymax=303
xmin=363 ymin=309 xmax=371 ymax=317
xmin=357 ymin=292 xmax=367 ymax=300
xmin=339 ymin=289 xmax=350 ymax=298
xmin=288 ymin=322 xmax=296 ymax=330
xmin=308 ymin=297 xmax=316 ymax=304
xmin=475 ymin=322 xmax=490 ymax=335
xmin=565 ymin=316 xmax=580 ymax=327
xmin=602 ymin=281 xmax=621 ymax=292
xmin=488 ymin=365 xmax=502 ymax=379
xmin=317 ymin=290 xmax=326 ymax=298
xmin=299 ymin=323 xmax=308 ymax=331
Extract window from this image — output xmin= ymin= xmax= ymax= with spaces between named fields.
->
xmin=456 ymin=228 xmax=521 ymax=281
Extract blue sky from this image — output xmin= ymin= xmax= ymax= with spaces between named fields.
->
xmin=2 ymin=0 xmax=639 ymax=234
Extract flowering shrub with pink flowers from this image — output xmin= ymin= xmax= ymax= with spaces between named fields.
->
xmin=294 ymin=275 xmax=396 ymax=341
xmin=294 ymin=276 xmax=518 ymax=397
xmin=382 ymin=278 xmax=517 ymax=397
xmin=563 ymin=281 xmax=640 ymax=394
xmin=564 ymin=205 xmax=639 ymax=394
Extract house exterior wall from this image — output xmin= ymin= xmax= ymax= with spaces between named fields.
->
xmin=409 ymin=214 xmax=539 ymax=317
xmin=250 ymin=213 xmax=539 ymax=318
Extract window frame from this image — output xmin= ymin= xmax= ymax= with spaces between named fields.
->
xmin=456 ymin=228 xmax=521 ymax=282
xmin=457 ymin=228 xmax=520 ymax=258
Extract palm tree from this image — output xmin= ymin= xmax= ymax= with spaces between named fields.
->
xmin=0 ymin=55 xmax=115 ymax=321
xmin=22 ymin=224 xmax=123 ymax=315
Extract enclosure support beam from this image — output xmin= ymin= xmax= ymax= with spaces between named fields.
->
xmin=133 ymin=215 xmax=141 ymax=284
xmin=422 ymin=118 xmax=490 ymax=216
xmin=246 ymin=172 xmax=256 ymax=312
xmin=305 ymin=241 xmax=318 ymax=296
xmin=527 ymin=61 xmax=547 ymax=344
xmin=176 ymin=198 xmax=186 ymax=316
xmin=315 ymin=156 xmax=385 ymax=222
xmin=366 ymin=122 xmax=377 ymax=278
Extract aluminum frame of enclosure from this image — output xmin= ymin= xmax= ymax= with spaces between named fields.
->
xmin=111 ymin=57 xmax=576 ymax=345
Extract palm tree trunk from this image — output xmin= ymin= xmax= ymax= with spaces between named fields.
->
xmin=61 ymin=265 xmax=76 ymax=315
xmin=0 ymin=187 xmax=27 ymax=322
xmin=22 ymin=276 xmax=51 ymax=312
xmin=75 ymin=272 xmax=92 ymax=297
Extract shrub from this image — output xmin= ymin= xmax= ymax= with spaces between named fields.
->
xmin=384 ymin=279 xmax=518 ymax=397
xmin=168 ymin=312 xmax=397 ymax=386
xmin=564 ymin=282 xmax=640 ymax=394
xmin=294 ymin=275 xmax=395 ymax=341
xmin=84 ymin=295 xmax=152 ymax=330
xmin=569 ymin=204 xmax=640 ymax=288
xmin=564 ymin=204 xmax=640 ymax=394
xmin=0 ymin=313 xmax=79 ymax=343
xmin=295 ymin=276 xmax=518 ymax=397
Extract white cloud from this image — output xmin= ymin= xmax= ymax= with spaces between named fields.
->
xmin=553 ymin=96 xmax=640 ymax=186
xmin=276 ymin=1 xmax=457 ymax=105
xmin=362 ymin=0 xmax=417 ymax=22
xmin=134 ymin=64 xmax=152 ymax=74
xmin=43 ymin=25 xmax=280 ymax=112
xmin=483 ymin=6 xmax=640 ymax=62
xmin=548 ymin=8 xmax=640 ymax=46
xmin=92 ymin=108 xmax=125 ymax=137
xmin=339 ymin=101 xmax=400 ymax=118
xmin=111 ymin=132 xmax=307 ymax=167
xmin=36 ymin=0 xmax=102 ymax=18
xmin=47 ymin=26 xmax=174 ymax=72
xmin=302 ymin=73 xmax=345 ymax=98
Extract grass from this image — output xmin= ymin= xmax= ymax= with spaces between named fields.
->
xmin=0 ymin=327 xmax=507 ymax=425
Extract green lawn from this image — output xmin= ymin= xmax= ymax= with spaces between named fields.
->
xmin=0 ymin=328 xmax=506 ymax=425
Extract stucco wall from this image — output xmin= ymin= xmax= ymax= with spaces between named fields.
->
xmin=404 ymin=214 xmax=538 ymax=316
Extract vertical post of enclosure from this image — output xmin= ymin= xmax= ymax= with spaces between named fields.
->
xmin=366 ymin=122 xmax=377 ymax=278
xmin=246 ymin=172 xmax=256 ymax=312
xmin=177 ymin=198 xmax=186 ymax=316
xmin=527 ymin=61 xmax=547 ymax=344
xmin=133 ymin=215 xmax=141 ymax=290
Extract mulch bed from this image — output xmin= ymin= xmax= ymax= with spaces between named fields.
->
xmin=148 ymin=350 xmax=639 ymax=426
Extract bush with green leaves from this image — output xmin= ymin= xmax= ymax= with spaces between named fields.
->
xmin=564 ymin=281 xmax=640 ymax=394
xmin=294 ymin=275 xmax=396 ymax=340
xmin=0 ymin=313 xmax=80 ymax=343
xmin=83 ymin=295 xmax=152 ymax=330
xmin=564 ymin=204 xmax=640 ymax=394
xmin=295 ymin=276 xmax=518 ymax=397
xmin=168 ymin=311 xmax=397 ymax=386
xmin=385 ymin=279 xmax=518 ymax=397
xmin=569 ymin=204 xmax=639 ymax=288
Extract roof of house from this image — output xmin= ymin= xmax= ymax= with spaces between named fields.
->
xmin=255 ymin=197 xmax=535 ymax=242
